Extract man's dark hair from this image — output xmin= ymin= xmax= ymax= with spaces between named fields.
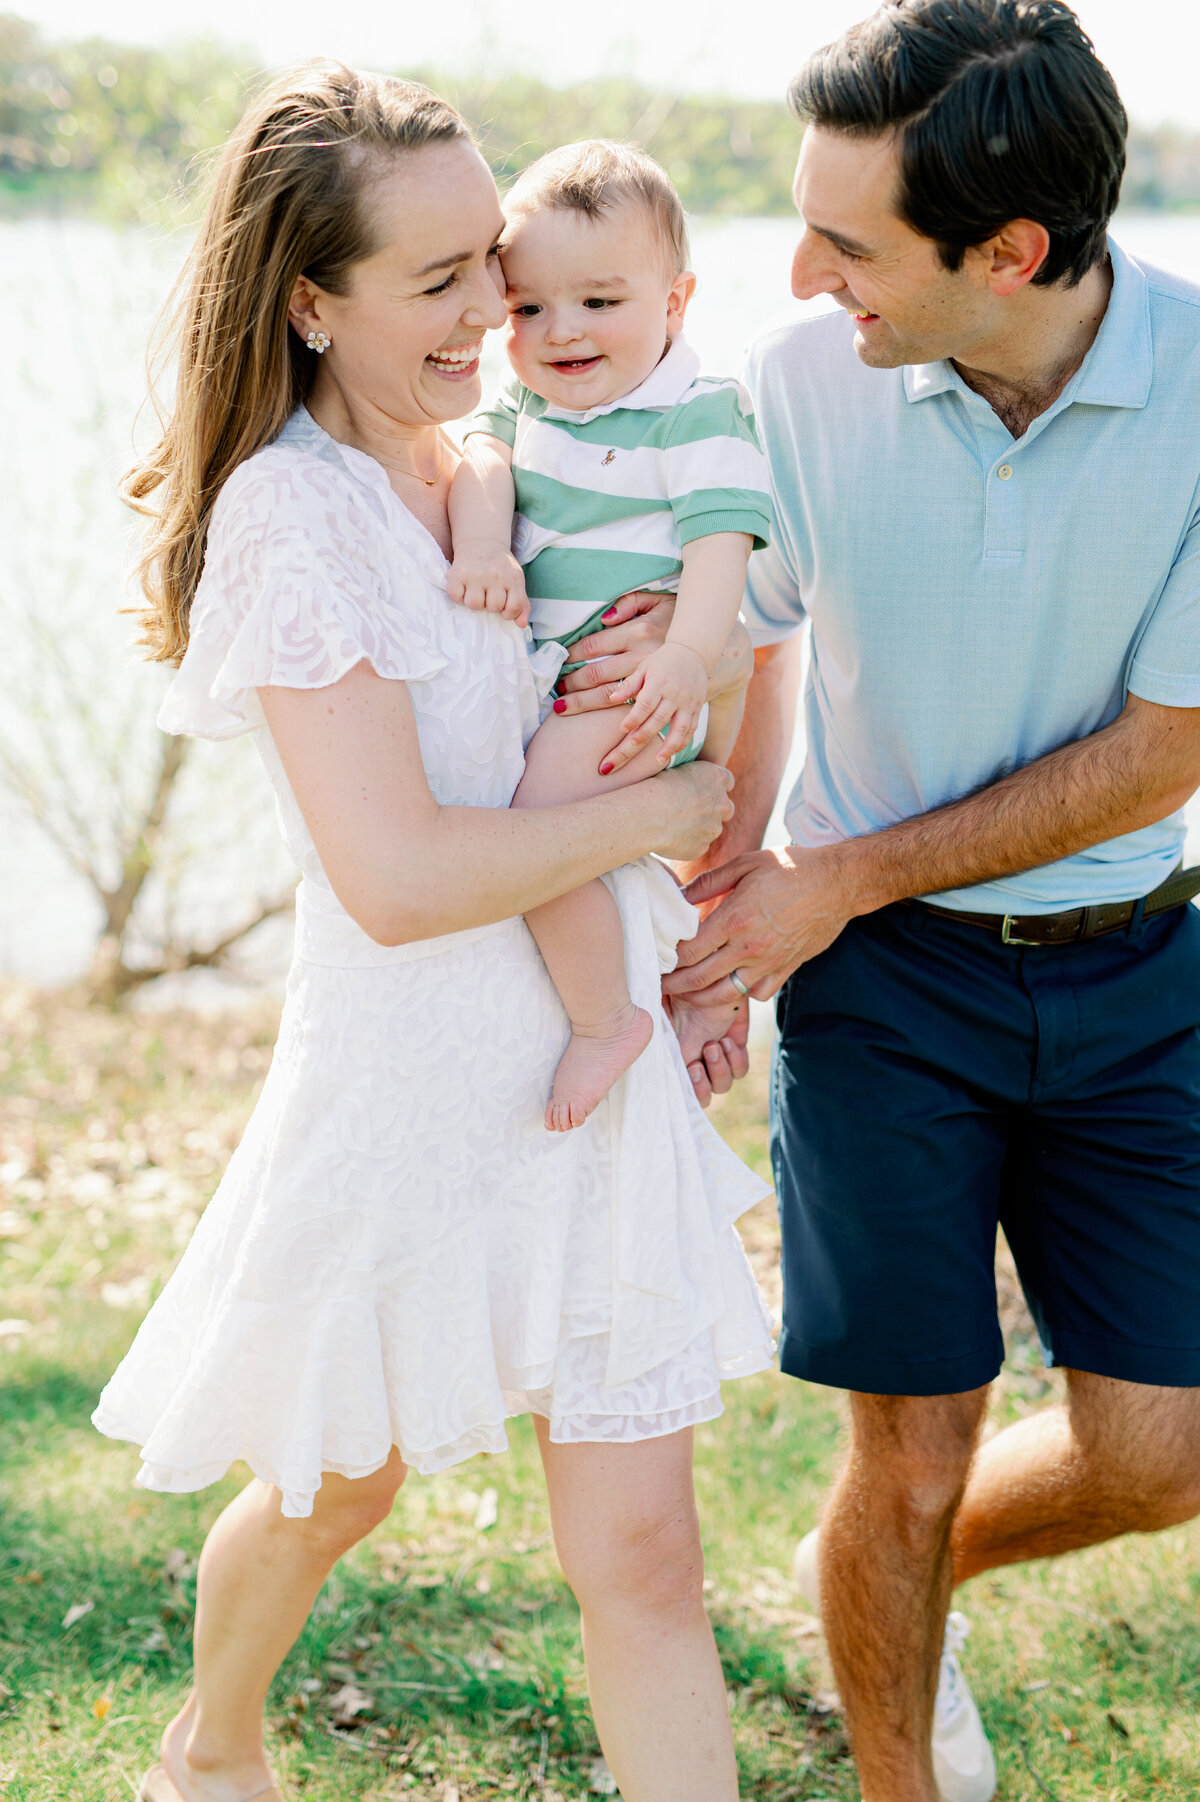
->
xmin=788 ymin=0 xmax=1126 ymax=288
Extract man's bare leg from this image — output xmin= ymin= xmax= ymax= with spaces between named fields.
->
xmin=952 ymin=1370 xmax=1200 ymax=1582
xmin=821 ymin=1389 xmax=989 ymax=1802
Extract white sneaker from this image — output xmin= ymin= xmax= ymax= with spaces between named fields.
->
xmin=791 ymin=1528 xmax=997 ymax=1802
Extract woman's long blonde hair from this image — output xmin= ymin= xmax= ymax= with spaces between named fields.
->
xmin=124 ymin=63 xmax=470 ymax=663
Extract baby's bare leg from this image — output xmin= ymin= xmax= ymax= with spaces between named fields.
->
xmin=698 ymin=684 xmax=747 ymax=767
xmin=513 ymin=710 xmax=668 ymax=1132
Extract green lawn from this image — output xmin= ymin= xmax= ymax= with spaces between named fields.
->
xmin=1 ymin=986 xmax=1198 ymax=1800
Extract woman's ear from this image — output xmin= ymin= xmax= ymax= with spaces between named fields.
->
xmin=665 ymin=270 xmax=697 ymax=338
xmin=287 ymin=274 xmax=330 ymax=344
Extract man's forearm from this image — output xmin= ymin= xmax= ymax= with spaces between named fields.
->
xmin=678 ymin=638 xmax=803 ymax=884
xmin=839 ymin=693 xmax=1199 ymax=917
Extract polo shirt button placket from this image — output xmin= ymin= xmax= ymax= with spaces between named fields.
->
xmin=984 ymin=456 xmax=1024 ymax=567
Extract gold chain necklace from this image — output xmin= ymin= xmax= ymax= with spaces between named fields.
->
xmin=392 ymin=430 xmax=446 ymax=488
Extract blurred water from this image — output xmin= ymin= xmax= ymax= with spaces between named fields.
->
xmin=3 ymin=211 xmax=1199 ymax=987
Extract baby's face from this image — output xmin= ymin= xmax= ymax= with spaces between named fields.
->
xmin=499 ymin=200 xmax=692 ymax=411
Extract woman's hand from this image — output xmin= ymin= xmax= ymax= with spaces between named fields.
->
xmin=649 ymin=762 xmax=735 ymax=862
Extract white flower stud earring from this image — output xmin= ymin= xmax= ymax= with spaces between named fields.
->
xmin=305 ymin=329 xmax=331 ymax=354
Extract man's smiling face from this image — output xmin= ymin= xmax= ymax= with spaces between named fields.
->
xmin=789 ymin=126 xmax=1001 ymax=369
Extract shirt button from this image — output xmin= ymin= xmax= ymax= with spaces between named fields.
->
xmin=997 ymin=463 xmax=1013 ymax=480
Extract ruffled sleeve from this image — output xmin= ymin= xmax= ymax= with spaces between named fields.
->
xmin=158 ymin=448 xmax=449 ymax=741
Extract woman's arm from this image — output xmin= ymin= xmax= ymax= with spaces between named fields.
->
xmin=259 ymin=662 xmax=733 ymax=946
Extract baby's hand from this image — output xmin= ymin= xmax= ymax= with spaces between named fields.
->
xmin=447 ymin=539 xmax=529 ymax=627
xmin=605 ymin=642 xmax=708 ymax=770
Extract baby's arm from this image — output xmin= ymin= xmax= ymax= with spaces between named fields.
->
xmin=447 ymin=434 xmax=529 ymax=626
xmin=607 ymin=531 xmax=753 ymax=766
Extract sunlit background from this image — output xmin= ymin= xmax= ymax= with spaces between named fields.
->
xmin=18 ymin=0 xmax=1200 ymax=126
xmin=4 ymin=0 xmax=1200 ymax=1001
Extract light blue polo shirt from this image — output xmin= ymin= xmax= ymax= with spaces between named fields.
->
xmin=742 ymin=239 xmax=1200 ymax=913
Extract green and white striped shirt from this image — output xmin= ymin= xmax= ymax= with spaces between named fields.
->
xmin=467 ymin=337 xmax=772 ymax=648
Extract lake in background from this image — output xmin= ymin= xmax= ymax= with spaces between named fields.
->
xmin=4 ymin=211 xmax=1200 ymax=990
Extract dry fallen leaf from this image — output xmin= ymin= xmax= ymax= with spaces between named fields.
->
xmin=163 ymin=1547 xmax=194 ymax=1585
xmin=92 ymin=1696 xmax=111 ymax=1721
xmin=62 ymin=1600 xmax=95 ymax=1629
xmin=327 ymin=1682 xmax=373 ymax=1728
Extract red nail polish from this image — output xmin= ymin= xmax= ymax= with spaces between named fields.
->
xmin=602 ymin=607 xmax=618 ymax=619
xmin=599 ymin=762 xmax=613 ymax=775
xmin=552 ymin=698 xmax=567 ymax=713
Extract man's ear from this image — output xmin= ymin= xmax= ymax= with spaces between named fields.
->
xmin=287 ymin=274 xmax=331 ymax=343
xmin=976 ymin=219 xmax=1052 ymax=298
xmin=666 ymin=270 xmax=698 ymax=338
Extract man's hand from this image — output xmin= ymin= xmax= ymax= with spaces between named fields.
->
xmin=664 ymin=987 xmax=749 ymax=1107
xmin=677 ymin=1004 xmax=752 ymax=1106
xmin=662 ymin=843 xmax=855 ymax=1008
xmin=447 ymin=539 xmax=530 ymax=627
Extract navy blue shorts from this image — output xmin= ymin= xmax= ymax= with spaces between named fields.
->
xmin=770 ymin=899 xmax=1200 ymax=1395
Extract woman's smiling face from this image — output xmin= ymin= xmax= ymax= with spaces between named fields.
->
xmin=290 ymin=138 xmax=508 ymax=428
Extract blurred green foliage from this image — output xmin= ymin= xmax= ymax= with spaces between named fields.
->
xmin=0 ymin=14 xmax=254 ymax=221
xmin=2 ymin=10 xmax=1198 ymax=224
xmin=0 ymin=13 xmax=802 ymax=223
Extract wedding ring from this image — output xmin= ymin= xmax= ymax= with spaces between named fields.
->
xmin=729 ymin=969 xmax=751 ymax=998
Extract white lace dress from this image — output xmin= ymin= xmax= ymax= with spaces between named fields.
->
xmin=92 ymin=407 xmax=773 ymax=1517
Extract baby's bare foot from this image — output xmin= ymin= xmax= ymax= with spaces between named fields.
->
xmin=546 ymin=1004 xmax=654 ymax=1131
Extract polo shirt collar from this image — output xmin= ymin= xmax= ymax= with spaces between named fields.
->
xmin=901 ymin=236 xmax=1153 ymax=412
xmin=542 ymin=334 xmax=701 ymax=424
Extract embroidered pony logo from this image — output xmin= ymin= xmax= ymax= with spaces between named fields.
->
xmin=601 ymin=449 xmax=616 ymax=466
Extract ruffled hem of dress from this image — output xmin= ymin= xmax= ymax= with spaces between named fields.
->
xmin=91 ymin=858 xmax=775 ymax=1519
xmin=94 ymin=1336 xmax=774 ymax=1519
xmin=88 ymin=1326 xmax=771 ymax=1520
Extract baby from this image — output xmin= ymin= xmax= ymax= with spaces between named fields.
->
xmin=448 ymin=139 xmax=771 ymax=1132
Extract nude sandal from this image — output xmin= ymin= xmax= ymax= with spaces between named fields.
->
xmin=138 ymin=1766 xmax=284 ymax=1802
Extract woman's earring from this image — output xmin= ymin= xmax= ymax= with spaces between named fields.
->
xmin=305 ymin=330 xmax=331 ymax=354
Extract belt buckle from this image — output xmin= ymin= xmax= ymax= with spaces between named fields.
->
xmin=1001 ymin=914 xmax=1042 ymax=947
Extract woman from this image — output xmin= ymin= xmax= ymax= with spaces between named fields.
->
xmin=94 ymin=63 xmax=773 ymax=1802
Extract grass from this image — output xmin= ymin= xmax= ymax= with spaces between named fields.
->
xmin=1 ymin=984 xmax=1199 ymax=1800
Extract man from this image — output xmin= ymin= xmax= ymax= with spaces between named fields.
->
xmin=647 ymin=2 xmax=1200 ymax=1799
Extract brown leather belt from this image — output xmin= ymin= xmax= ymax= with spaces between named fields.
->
xmin=914 ymin=864 xmax=1200 ymax=947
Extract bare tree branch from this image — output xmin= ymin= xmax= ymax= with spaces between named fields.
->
xmin=0 ymin=739 xmax=98 ymax=886
xmin=90 ymin=886 xmax=297 ymax=1002
xmin=100 ymin=730 xmax=189 ymax=939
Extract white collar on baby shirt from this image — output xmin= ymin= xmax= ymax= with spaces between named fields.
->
xmin=540 ymin=334 xmax=702 ymax=425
